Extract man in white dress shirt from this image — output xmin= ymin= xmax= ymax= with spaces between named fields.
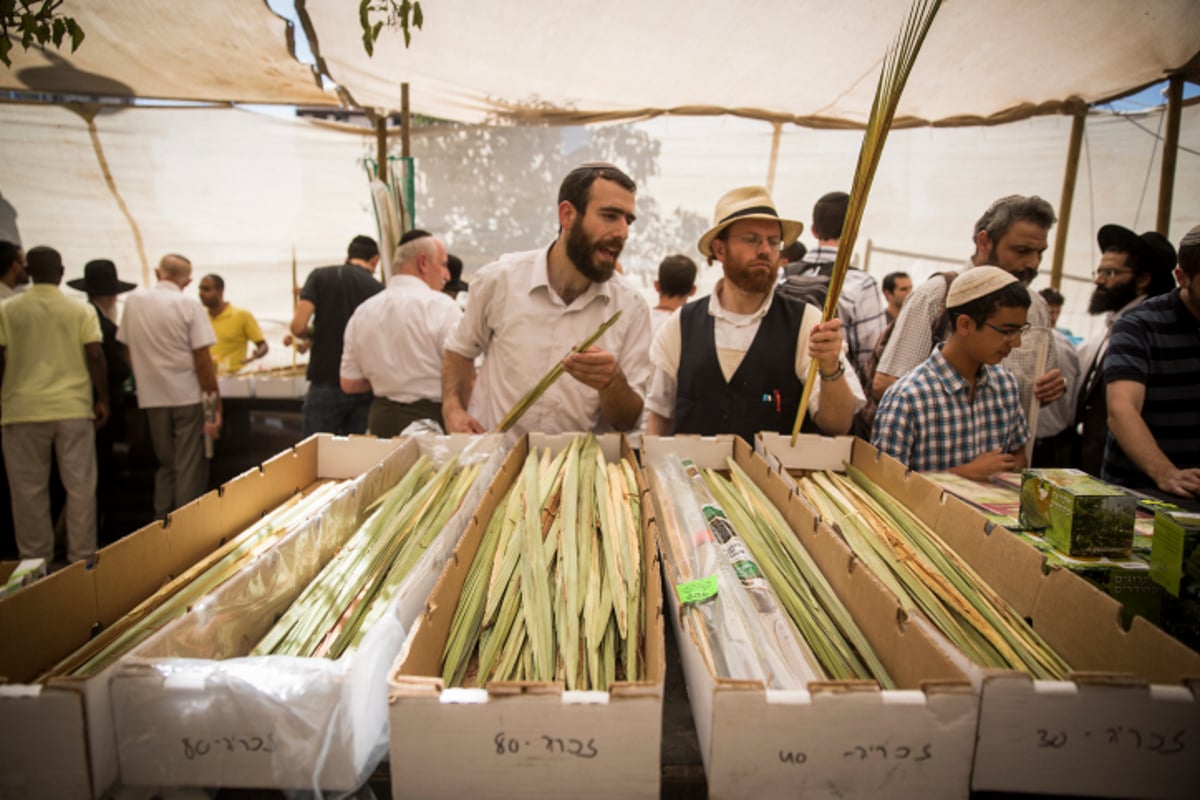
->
xmin=341 ymin=235 xmax=461 ymax=437
xmin=118 ymin=254 xmax=221 ymax=519
xmin=441 ymin=162 xmax=652 ymax=435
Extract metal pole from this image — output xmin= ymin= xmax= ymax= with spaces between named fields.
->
xmin=1050 ymin=104 xmax=1087 ymax=291
xmin=1156 ymin=74 xmax=1183 ymax=236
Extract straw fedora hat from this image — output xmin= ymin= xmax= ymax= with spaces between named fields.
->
xmin=697 ymin=186 xmax=804 ymax=258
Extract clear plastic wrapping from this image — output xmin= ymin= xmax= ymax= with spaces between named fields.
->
xmin=110 ymin=433 xmax=511 ymax=795
xmin=644 ymin=451 xmax=821 ymax=689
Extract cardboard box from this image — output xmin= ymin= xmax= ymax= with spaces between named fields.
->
xmin=217 ymin=374 xmax=254 ymax=398
xmin=1019 ymin=468 xmax=1137 ymax=557
xmin=643 ymin=435 xmax=978 ymax=800
xmin=757 ymin=432 xmax=1200 ymax=800
xmin=1 ymin=558 xmax=46 ymax=598
xmin=0 ymin=434 xmax=409 ymax=799
xmin=255 ymin=375 xmax=308 ymax=399
xmin=387 ymin=433 xmax=665 ymax=799
xmin=1150 ymin=509 xmax=1200 ymax=597
xmin=108 ymin=433 xmax=508 ymax=793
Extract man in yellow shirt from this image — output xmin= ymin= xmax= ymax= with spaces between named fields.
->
xmin=0 ymin=246 xmax=108 ymax=565
xmin=198 ymin=273 xmax=268 ymax=373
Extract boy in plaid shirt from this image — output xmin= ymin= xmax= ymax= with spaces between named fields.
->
xmin=873 ymin=267 xmax=1032 ymax=479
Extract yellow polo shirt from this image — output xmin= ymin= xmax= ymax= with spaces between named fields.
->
xmin=0 ymin=284 xmax=102 ymax=424
xmin=208 ymin=304 xmax=265 ymax=373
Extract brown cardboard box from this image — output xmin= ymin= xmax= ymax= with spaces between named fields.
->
xmin=757 ymin=432 xmax=1200 ymax=800
xmin=643 ymin=434 xmax=978 ymax=800
xmin=108 ymin=433 xmax=507 ymax=792
xmin=0 ymin=434 xmax=409 ymax=799
xmin=387 ymin=433 xmax=665 ymax=799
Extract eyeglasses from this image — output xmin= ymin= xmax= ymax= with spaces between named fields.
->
xmin=732 ymin=233 xmax=783 ymax=252
xmin=982 ymin=321 xmax=1032 ymax=341
xmin=1095 ymin=267 xmax=1134 ymax=279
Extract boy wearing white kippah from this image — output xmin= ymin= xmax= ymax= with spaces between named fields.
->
xmin=872 ymin=267 xmax=1032 ymax=479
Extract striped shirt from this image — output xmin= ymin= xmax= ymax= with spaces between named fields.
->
xmin=872 ymin=345 xmax=1031 ymax=471
xmin=795 ymin=247 xmax=887 ymax=386
xmin=1101 ymin=288 xmax=1200 ymax=487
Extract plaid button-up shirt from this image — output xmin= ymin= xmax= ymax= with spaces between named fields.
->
xmin=871 ymin=345 xmax=1031 ymax=471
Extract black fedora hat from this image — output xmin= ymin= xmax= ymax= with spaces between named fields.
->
xmin=67 ymin=259 xmax=137 ymax=295
xmin=1097 ymin=225 xmax=1177 ymax=296
xmin=444 ymin=253 xmax=469 ymax=293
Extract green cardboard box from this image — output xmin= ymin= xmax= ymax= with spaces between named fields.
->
xmin=1149 ymin=509 xmax=1200 ymax=596
xmin=1018 ymin=468 xmax=1136 ymax=557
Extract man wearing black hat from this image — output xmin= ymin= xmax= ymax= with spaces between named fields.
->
xmin=1073 ymin=225 xmax=1177 ymax=477
xmin=443 ymin=254 xmax=469 ymax=303
xmin=68 ymin=260 xmax=136 ymax=543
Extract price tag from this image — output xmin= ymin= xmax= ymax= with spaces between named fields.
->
xmin=676 ymin=574 xmax=718 ymax=604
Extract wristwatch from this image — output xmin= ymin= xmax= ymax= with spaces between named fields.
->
xmin=818 ymin=358 xmax=846 ymax=382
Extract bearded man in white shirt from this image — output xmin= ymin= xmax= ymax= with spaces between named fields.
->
xmin=441 ymin=162 xmax=652 ymax=435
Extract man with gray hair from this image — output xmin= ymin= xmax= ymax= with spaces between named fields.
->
xmin=118 ymin=253 xmax=222 ymax=519
xmin=341 ymin=235 xmax=462 ymax=437
xmin=873 ymin=194 xmax=1068 ymax=433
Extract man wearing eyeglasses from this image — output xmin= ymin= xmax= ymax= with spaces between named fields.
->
xmin=873 ymin=267 xmax=1032 ymax=478
xmin=1102 ymin=225 xmax=1200 ymax=499
xmin=644 ymin=186 xmax=865 ymax=442
xmin=872 ymin=196 xmax=1068 ymax=447
xmin=1074 ymin=225 xmax=1177 ymax=476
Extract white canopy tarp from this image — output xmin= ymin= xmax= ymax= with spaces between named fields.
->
xmin=302 ymin=0 xmax=1200 ymax=125
xmin=0 ymin=0 xmax=335 ymax=106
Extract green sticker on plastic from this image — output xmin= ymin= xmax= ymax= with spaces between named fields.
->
xmin=676 ymin=574 xmax=718 ymax=604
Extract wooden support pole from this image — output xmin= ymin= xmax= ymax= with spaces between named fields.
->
xmin=375 ymin=115 xmax=388 ymax=184
xmin=1050 ymin=104 xmax=1087 ymax=292
xmin=1156 ymin=74 xmax=1183 ymax=236
xmin=401 ymin=82 xmax=412 ymax=158
xmin=766 ymin=122 xmax=782 ymax=194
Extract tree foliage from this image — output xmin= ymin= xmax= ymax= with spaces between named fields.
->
xmin=0 ymin=0 xmax=84 ymax=68
xmin=359 ymin=0 xmax=423 ymax=56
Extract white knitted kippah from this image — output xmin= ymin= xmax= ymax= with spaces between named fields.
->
xmin=946 ymin=266 xmax=1018 ymax=307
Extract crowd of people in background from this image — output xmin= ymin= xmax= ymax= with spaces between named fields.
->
xmin=1 ymin=161 xmax=1198 ymax=569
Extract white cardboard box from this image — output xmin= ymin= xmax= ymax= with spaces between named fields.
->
xmin=757 ymin=432 xmax=1200 ymax=800
xmin=108 ymin=433 xmax=508 ymax=793
xmin=642 ymin=434 xmax=978 ymax=800
xmin=0 ymin=434 xmax=409 ymax=799
xmin=254 ymin=375 xmax=308 ymax=399
xmin=387 ymin=433 xmax=665 ymax=799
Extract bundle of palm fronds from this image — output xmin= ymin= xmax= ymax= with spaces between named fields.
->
xmin=798 ymin=466 xmax=1070 ymax=679
xmin=44 ymin=481 xmax=348 ymax=679
xmin=253 ymin=455 xmax=481 ymax=659
xmin=440 ymin=435 xmax=643 ymax=690
xmin=495 ymin=311 xmax=622 ymax=433
xmin=791 ymin=0 xmax=942 ymax=443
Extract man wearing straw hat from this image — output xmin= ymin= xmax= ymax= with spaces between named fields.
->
xmin=872 ymin=195 xmax=1067 ymax=433
xmin=441 ymin=162 xmax=652 ymax=435
xmin=644 ymin=186 xmax=864 ymax=442
xmin=872 ymin=267 xmax=1032 ymax=478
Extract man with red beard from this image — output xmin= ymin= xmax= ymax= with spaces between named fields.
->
xmin=1074 ymin=225 xmax=1176 ymax=476
xmin=644 ymin=186 xmax=863 ymax=441
xmin=442 ymin=163 xmax=652 ymax=434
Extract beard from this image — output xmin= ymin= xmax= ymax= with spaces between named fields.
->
xmin=1088 ymin=277 xmax=1139 ymax=314
xmin=723 ymin=256 xmax=777 ymax=294
xmin=984 ymin=245 xmax=1037 ymax=284
xmin=565 ymin=219 xmax=620 ymax=283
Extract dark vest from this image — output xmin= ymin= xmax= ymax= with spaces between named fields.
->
xmin=675 ymin=293 xmax=819 ymax=442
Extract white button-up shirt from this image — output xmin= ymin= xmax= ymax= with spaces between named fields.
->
xmin=340 ymin=274 xmax=463 ymax=403
xmin=117 ymin=280 xmax=215 ymax=408
xmin=444 ymin=247 xmax=653 ymax=434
